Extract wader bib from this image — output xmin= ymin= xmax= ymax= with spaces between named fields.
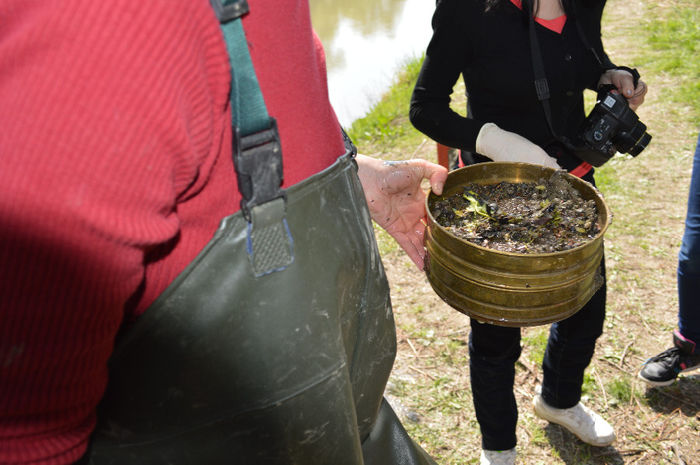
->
xmin=82 ymin=2 xmax=437 ymax=464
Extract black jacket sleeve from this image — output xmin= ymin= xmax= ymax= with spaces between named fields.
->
xmin=567 ymin=0 xmax=616 ymax=89
xmin=409 ymin=0 xmax=484 ymax=151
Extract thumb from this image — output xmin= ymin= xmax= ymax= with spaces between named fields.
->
xmin=409 ymin=159 xmax=448 ymax=195
xmin=612 ymin=72 xmax=635 ymax=98
xmin=427 ymin=164 xmax=448 ymax=195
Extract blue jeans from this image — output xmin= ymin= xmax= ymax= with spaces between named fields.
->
xmin=678 ymin=133 xmax=700 ymax=343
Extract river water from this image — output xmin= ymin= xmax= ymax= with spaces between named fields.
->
xmin=309 ymin=0 xmax=435 ymax=126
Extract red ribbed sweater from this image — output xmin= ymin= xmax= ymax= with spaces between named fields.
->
xmin=0 ymin=1 xmax=344 ymax=463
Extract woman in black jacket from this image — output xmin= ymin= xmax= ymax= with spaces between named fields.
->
xmin=410 ymin=1 xmax=646 ymax=464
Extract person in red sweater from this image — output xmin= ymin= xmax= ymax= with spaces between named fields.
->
xmin=0 ymin=1 xmax=447 ymax=463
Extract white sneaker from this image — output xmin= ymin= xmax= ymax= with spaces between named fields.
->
xmin=533 ymin=393 xmax=615 ymax=446
xmin=480 ymin=447 xmax=516 ymax=465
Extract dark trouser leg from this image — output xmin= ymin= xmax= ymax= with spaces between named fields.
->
xmin=678 ymin=132 xmax=700 ymax=343
xmin=469 ymin=320 xmax=522 ymax=450
xmin=541 ymin=260 xmax=607 ymax=409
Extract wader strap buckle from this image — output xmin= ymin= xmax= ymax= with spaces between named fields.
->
xmin=210 ymin=0 xmax=249 ymax=22
xmin=235 ymin=119 xmax=293 ymax=276
xmin=234 ymin=118 xmax=285 ymax=222
xmin=246 ymin=197 xmax=294 ymax=276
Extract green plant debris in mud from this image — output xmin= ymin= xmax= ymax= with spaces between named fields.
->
xmin=430 ymin=172 xmax=600 ymax=254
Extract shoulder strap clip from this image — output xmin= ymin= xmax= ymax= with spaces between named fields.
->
xmin=234 ymin=118 xmax=285 ymax=221
xmin=210 ymin=0 xmax=249 ymax=22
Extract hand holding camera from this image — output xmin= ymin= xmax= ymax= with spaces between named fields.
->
xmin=597 ymin=68 xmax=648 ymax=111
xmin=554 ymin=67 xmax=651 ymax=168
xmin=579 ymin=83 xmax=652 ymax=160
xmin=574 ymin=67 xmax=652 ymax=165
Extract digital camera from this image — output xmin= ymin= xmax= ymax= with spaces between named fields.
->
xmin=579 ymin=84 xmax=652 ymax=161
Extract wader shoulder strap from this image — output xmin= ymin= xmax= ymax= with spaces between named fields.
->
xmin=210 ymin=0 xmax=293 ymax=276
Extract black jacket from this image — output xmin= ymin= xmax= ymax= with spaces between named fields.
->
xmin=410 ymin=0 xmax=615 ymax=164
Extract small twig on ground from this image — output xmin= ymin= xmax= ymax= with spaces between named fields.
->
xmin=410 ymin=139 xmax=428 ymax=158
xmin=628 ymin=452 xmax=648 ymax=464
xmin=630 ymin=379 xmax=639 ymax=406
xmin=657 ymin=411 xmax=672 ymax=439
xmin=595 ymin=448 xmax=644 ymax=458
xmin=635 ymin=307 xmax=653 ymax=332
xmin=446 ymin=327 xmax=469 ymax=337
xmin=593 ymin=368 xmax=609 ymax=408
xmin=514 ymin=386 xmax=531 ymax=399
xmin=658 ymin=408 xmax=682 ymax=442
xmin=633 ymin=393 xmax=644 ymax=411
xmin=619 ymin=340 xmax=634 ymax=368
xmin=599 ymin=357 xmax=635 ymax=376
xmin=663 ymin=423 xmax=685 ymax=442
xmin=516 ymin=359 xmax=536 ymax=375
xmin=515 ymin=360 xmax=540 ymax=385
xmin=671 ymin=443 xmax=687 ymax=465
xmin=409 ymin=365 xmax=436 ymax=380
xmin=406 ymin=337 xmax=419 ymax=357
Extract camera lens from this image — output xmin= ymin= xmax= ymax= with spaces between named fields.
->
xmin=614 ymin=120 xmax=651 ymax=157
xmin=625 ymin=121 xmax=651 ymax=156
xmin=628 ymin=131 xmax=652 ymax=157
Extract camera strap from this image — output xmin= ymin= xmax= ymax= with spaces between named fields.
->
xmin=523 ymin=0 xmax=559 ymax=141
xmin=524 ymin=0 xmax=601 ymax=171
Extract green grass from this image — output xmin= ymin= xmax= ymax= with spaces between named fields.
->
xmin=606 ymin=377 xmax=636 ymax=405
xmin=347 ymin=55 xmax=426 ymax=156
xmin=523 ymin=328 xmax=549 ymax=367
xmin=374 ymin=226 xmax=400 ymax=257
xmin=639 ymin=1 xmax=700 ymax=115
xmin=581 ymin=371 xmax=597 ymax=397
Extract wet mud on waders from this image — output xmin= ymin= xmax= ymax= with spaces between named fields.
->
xmin=78 ymin=1 xmax=437 ymax=464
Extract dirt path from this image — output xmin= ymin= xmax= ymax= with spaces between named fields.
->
xmin=379 ymin=0 xmax=700 ymax=463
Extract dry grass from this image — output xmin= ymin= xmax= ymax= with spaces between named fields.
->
xmin=369 ymin=0 xmax=700 ymax=463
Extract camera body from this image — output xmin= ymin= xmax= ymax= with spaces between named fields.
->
xmin=579 ymin=84 xmax=652 ymax=159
